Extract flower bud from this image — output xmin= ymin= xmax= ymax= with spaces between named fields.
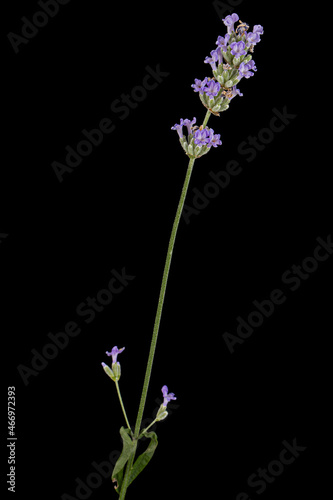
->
xmin=101 ymin=362 xmax=116 ymax=381
xmin=155 ymin=404 xmax=168 ymax=422
xmin=112 ymin=362 xmax=121 ymax=381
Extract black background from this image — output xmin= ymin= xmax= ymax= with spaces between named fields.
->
xmin=1 ymin=1 xmax=331 ymax=500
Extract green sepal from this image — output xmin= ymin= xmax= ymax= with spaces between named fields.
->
xmin=102 ymin=363 xmax=116 ymax=381
xmin=222 ymin=50 xmax=231 ymax=63
xmin=215 ymin=65 xmax=224 ymax=77
xmin=180 ymin=137 xmax=188 ymax=154
xmin=194 ymin=145 xmax=202 ymax=156
xmin=220 ymin=99 xmax=230 ymax=112
xmin=199 ymin=92 xmax=208 ymax=108
xmin=196 ymin=144 xmax=211 ymax=158
xmin=243 ymin=54 xmax=252 ymax=64
xmin=232 ymin=56 xmax=241 ymax=66
xmin=112 ymin=362 xmax=121 ymax=381
xmin=229 ymin=69 xmax=239 ymax=79
xmin=214 ymin=96 xmax=224 ymax=106
xmin=217 ymin=75 xmax=224 ymax=85
xmin=112 ymin=427 xmax=136 ymax=495
xmin=128 ymin=432 xmax=158 ymax=488
xmin=223 ymin=70 xmax=230 ymax=81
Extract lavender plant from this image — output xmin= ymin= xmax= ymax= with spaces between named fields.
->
xmin=101 ymin=13 xmax=263 ymax=499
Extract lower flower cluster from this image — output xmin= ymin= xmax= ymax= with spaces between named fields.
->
xmin=171 ymin=117 xmax=222 ymax=159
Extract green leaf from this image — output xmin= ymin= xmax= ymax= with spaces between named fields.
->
xmin=128 ymin=432 xmax=158 ymax=487
xmin=112 ymin=427 xmax=136 ymax=495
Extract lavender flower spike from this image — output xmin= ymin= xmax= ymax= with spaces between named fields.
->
xmin=106 ymin=346 xmax=125 ymax=365
xmin=161 ymin=385 xmax=177 ymax=408
xmin=222 ymin=13 xmax=239 ymax=34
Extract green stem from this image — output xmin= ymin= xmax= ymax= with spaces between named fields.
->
xmin=133 ymin=157 xmax=195 ymax=439
xmin=202 ymin=109 xmax=211 ymax=128
xmin=119 ymin=109 xmax=212 ymax=500
xmin=138 ymin=419 xmax=157 ymax=439
xmin=119 ymin=441 xmax=138 ymax=500
xmin=133 ymin=108 xmax=212 ymax=439
xmin=115 ymin=381 xmax=132 ymax=433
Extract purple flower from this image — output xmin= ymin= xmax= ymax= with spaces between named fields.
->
xmin=216 ymin=34 xmax=230 ymax=52
xmin=246 ymin=32 xmax=261 ymax=46
xmin=230 ymin=85 xmax=243 ymax=99
xmin=230 ymin=41 xmax=247 ymax=57
xmin=204 ymin=79 xmax=221 ymax=98
xmin=209 ymin=132 xmax=222 ymax=148
xmin=183 ymin=117 xmax=196 ymax=137
xmin=253 ymin=25 xmax=264 ymax=36
xmin=161 ymin=385 xmax=177 ymax=408
xmin=222 ymin=13 xmax=239 ymax=34
xmin=171 ymin=119 xmax=184 ymax=138
xmin=204 ymin=50 xmax=219 ymax=71
xmin=191 ymin=78 xmax=208 ymax=95
xmin=106 ymin=346 xmax=125 ymax=365
xmin=238 ymin=62 xmax=255 ymax=79
xmin=194 ymin=128 xmax=210 ymax=147
xmin=216 ymin=47 xmax=224 ymax=65
xmin=247 ymin=60 xmax=257 ymax=72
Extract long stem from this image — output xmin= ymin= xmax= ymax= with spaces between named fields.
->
xmin=115 ymin=381 xmax=132 ymax=433
xmin=119 ymin=109 xmax=211 ymax=500
xmin=133 ymin=157 xmax=195 ymax=438
xmin=134 ymin=108 xmax=212 ymax=438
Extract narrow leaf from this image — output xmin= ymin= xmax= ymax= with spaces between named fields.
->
xmin=112 ymin=427 xmax=136 ymax=494
xmin=128 ymin=432 xmax=158 ymax=487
